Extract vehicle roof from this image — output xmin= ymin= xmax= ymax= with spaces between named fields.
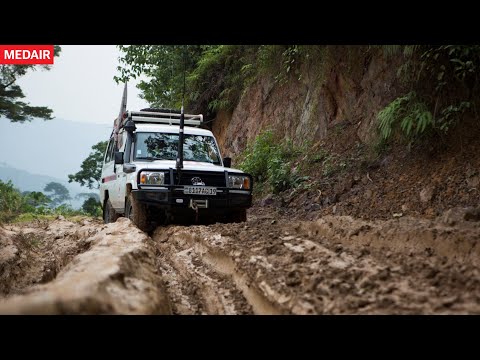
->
xmin=133 ymin=123 xmax=214 ymax=136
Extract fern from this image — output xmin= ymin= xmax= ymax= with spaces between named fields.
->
xmin=377 ymin=92 xmax=434 ymax=140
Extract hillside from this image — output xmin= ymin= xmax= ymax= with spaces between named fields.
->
xmin=208 ymin=46 xmax=480 ymax=220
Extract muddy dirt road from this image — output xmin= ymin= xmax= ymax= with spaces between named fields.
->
xmin=1 ymin=207 xmax=480 ymax=314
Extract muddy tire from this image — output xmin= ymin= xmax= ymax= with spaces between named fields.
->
xmin=125 ymin=192 xmax=149 ymax=232
xmin=103 ymin=199 xmax=119 ymax=224
xmin=228 ymin=209 xmax=247 ymax=223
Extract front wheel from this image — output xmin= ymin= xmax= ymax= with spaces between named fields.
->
xmin=125 ymin=192 xmax=149 ymax=231
xmin=103 ymin=198 xmax=119 ymax=224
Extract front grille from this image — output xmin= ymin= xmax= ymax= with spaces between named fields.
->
xmin=172 ymin=170 xmax=226 ymax=187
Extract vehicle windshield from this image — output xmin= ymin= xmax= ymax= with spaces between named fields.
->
xmin=134 ymin=132 xmax=221 ymax=164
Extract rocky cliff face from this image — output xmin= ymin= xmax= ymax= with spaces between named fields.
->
xmin=212 ymin=47 xmax=405 ymax=161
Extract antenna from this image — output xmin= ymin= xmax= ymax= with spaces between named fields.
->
xmin=176 ymin=47 xmax=187 ymax=172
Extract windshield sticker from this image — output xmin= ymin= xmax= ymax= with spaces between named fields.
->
xmin=137 ymin=149 xmax=142 ymax=155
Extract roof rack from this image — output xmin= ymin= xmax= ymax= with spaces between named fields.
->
xmin=126 ymin=110 xmax=203 ymax=127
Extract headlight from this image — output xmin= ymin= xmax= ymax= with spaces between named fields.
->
xmin=228 ymin=175 xmax=251 ymax=190
xmin=140 ymin=171 xmax=165 ymax=185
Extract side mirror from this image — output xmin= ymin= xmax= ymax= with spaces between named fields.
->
xmin=223 ymin=157 xmax=232 ymax=168
xmin=114 ymin=151 xmax=124 ymax=165
xmin=123 ymin=163 xmax=136 ymax=173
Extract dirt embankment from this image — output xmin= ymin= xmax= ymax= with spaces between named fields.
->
xmin=0 ymin=218 xmax=170 ymax=314
xmin=1 ymin=205 xmax=479 ymax=315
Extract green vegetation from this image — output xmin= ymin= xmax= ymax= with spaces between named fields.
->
xmin=377 ymin=45 xmax=480 ymax=143
xmin=0 ymin=46 xmax=61 ymax=122
xmin=68 ymin=141 xmax=108 ymax=190
xmin=81 ymin=197 xmax=102 ymax=217
xmin=238 ymin=129 xmax=367 ymax=195
xmin=0 ymin=179 xmax=98 ymax=224
xmin=0 ymin=180 xmax=26 ymax=222
xmin=44 ymin=182 xmax=71 ymax=207
xmin=116 ymin=45 xmax=321 ymax=113
xmin=239 ymin=129 xmax=309 ymax=194
xmin=67 ymin=141 xmax=106 ymax=216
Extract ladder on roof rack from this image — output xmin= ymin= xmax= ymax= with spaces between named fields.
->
xmin=126 ymin=110 xmax=203 ymax=127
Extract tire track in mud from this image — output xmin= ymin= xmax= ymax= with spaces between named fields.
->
xmin=156 ymin=230 xmax=255 ymax=314
xmin=153 ymin=210 xmax=480 ymax=315
xmin=155 ymin=228 xmax=281 ymax=315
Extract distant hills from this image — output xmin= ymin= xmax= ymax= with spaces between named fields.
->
xmin=0 ymin=118 xmax=110 ymax=208
xmin=0 ymin=118 xmax=111 ymax=180
xmin=0 ymin=161 xmax=98 ymax=209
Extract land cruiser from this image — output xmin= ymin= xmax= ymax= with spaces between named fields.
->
xmin=99 ymin=107 xmax=253 ymax=231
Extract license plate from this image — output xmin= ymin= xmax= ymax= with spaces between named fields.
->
xmin=183 ymin=186 xmax=217 ymax=195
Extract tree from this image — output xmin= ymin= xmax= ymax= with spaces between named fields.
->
xmin=76 ymin=192 xmax=100 ymax=201
xmin=68 ymin=141 xmax=108 ymax=189
xmin=82 ymin=197 xmax=102 ymax=217
xmin=115 ymin=45 xmax=264 ymax=114
xmin=0 ymin=46 xmax=61 ymax=122
xmin=23 ymin=191 xmax=51 ymax=208
xmin=44 ymin=182 xmax=71 ymax=207
xmin=115 ymin=45 xmax=206 ymax=109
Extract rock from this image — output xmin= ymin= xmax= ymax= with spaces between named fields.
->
xmin=392 ymin=212 xmax=403 ymax=218
xmin=332 ymin=205 xmax=337 ymax=214
xmin=401 ymin=204 xmax=409 ymax=213
xmin=420 ymin=185 xmax=435 ymax=203
xmin=56 ymin=215 xmax=66 ymax=221
xmin=271 ymin=219 xmax=276 ymax=225
xmin=364 ymin=189 xmax=373 ymax=200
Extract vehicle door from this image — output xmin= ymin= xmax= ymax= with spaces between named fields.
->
xmin=111 ymin=131 xmax=128 ymax=211
xmin=101 ymin=138 xmax=116 ymax=205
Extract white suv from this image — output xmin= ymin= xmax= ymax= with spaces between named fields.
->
xmin=99 ymin=109 xmax=253 ymax=231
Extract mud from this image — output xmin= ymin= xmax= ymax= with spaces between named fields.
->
xmin=0 ymin=218 xmax=170 ymax=314
xmin=1 ymin=206 xmax=479 ymax=314
xmin=0 ymin=217 xmax=100 ymax=296
xmin=149 ymin=207 xmax=480 ymax=314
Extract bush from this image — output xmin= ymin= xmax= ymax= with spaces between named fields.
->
xmin=377 ymin=45 xmax=480 ymax=144
xmin=378 ymin=92 xmax=433 ymax=140
xmin=81 ymin=197 xmax=102 ymax=217
xmin=239 ymin=130 xmax=308 ymax=194
xmin=53 ymin=204 xmax=83 ymax=217
xmin=0 ymin=180 xmax=25 ymax=223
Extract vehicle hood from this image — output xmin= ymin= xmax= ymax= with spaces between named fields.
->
xmin=133 ymin=160 xmax=245 ymax=174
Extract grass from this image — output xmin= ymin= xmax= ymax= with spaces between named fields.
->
xmin=12 ymin=213 xmax=95 ymax=224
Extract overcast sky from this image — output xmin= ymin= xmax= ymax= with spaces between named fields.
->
xmin=16 ymin=45 xmax=149 ymax=124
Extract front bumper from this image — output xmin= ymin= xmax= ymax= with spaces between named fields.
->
xmin=132 ymin=186 xmax=252 ymax=209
